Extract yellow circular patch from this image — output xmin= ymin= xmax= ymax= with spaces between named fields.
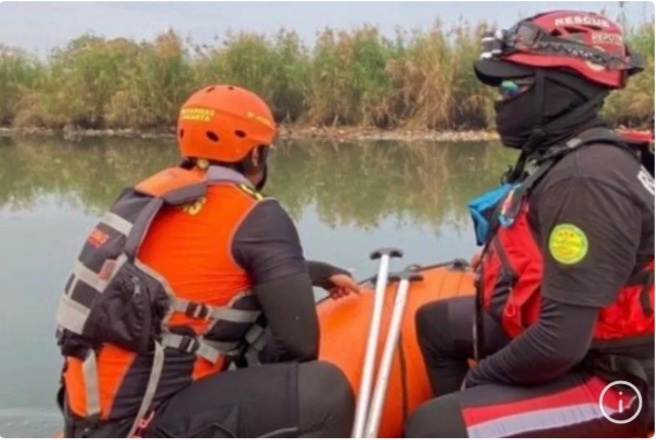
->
xmin=548 ymin=223 xmax=588 ymax=264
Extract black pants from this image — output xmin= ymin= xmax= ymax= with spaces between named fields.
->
xmin=141 ymin=361 xmax=354 ymax=438
xmin=71 ymin=361 xmax=354 ymax=438
xmin=405 ymin=296 xmax=644 ymax=438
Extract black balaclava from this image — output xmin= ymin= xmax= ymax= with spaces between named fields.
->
xmin=495 ymin=68 xmax=609 ymax=154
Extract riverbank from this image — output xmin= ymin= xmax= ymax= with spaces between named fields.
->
xmin=0 ymin=125 xmax=499 ymax=143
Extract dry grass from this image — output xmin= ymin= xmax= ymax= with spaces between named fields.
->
xmin=0 ymin=19 xmax=652 ymax=131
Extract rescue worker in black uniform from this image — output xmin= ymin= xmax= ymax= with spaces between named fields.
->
xmin=405 ymin=10 xmax=654 ymax=438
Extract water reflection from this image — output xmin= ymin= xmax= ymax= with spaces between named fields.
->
xmin=0 ymin=136 xmax=515 ymax=234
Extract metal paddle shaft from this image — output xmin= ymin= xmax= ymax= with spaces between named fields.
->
xmin=364 ymin=270 xmax=423 ymax=438
xmin=351 ymin=248 xmax=403 ymax=439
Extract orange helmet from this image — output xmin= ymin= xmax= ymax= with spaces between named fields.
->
xmin=177 ymin=85 xmax=276 ymax=163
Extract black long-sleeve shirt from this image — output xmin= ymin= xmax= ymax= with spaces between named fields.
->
xmin=231 ymin=198 xmax=348 ymax=363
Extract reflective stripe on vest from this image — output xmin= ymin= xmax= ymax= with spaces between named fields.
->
xmin=101 ymin=211 xmax=133 ymax=236
xmin=82 ymin=351 xmax=101 ymax=419
xmin=56 ymin=165 xmax=264 ymax=431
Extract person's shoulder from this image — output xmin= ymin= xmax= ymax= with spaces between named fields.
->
xmin=242 ymin=196 xmax=292 ymax=222
xmin=577 ymin=141 xmax=641 ymax=174
xmin=231 ymin=194 xmax=305 ymax=278
xmin=238 ymin=196 xmax=302 ymax=243
xmin=544 ymin=141 xmax=641 ymax=189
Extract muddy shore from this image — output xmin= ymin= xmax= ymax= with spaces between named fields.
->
xmin=0 ymin=125 xmax=499 ymax=143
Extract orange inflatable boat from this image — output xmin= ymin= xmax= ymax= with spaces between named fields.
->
xmin=317 ymin=259 xmax=475 ymax=438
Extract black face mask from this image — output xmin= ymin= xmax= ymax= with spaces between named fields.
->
xmin=494 ymin=70 xmax=607 ymax=151
xmin=494 ymin=85 xmax=538 ymax=149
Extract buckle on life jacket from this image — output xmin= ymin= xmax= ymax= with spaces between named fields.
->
xmin=177 ymin=335 xmax=201 ymax=353
xmin=80 ymin=414 xmax=103 ymax=437
xmin=185 ymin=301 xmax=210 ymax=319
xmin=497 ymin=210 xmax=516 ymax=228
xmin=64 ymin=410 xmax=103 ymax=438
xmin=129 ymin=410 xmax=155 ymax=438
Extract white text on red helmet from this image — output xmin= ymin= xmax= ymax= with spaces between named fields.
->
xmin=554 ymin=16 xmax=611 ymax=29
xmin=591 ymin=32 xmax=624 ymax=44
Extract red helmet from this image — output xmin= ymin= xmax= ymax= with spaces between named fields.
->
xmin=177 ymin=85 xmax=276 ymax=163
xmin=474 ymin=10 xmax=643 ymax=89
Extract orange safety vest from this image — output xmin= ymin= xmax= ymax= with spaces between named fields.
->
xmin=55 ymin=165 xmax=269 ymax=437
xmin=478 ymin=129 xmax=655 ymax=348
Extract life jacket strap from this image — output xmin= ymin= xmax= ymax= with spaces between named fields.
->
xmin=170 ymin=297 xmax=259 ymax=322
xmin=160 ymin=333 xmax=242 ymax=362
xmin=127 ymin=342 xmax=165 ymax=438
xmin=640 ymin=272 xmax=654 ymax=318
xmin=244 ymin=324 xmax=269 ymax=352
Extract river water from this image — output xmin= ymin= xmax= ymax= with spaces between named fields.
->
xmin=0 ymin=135 xmax=515 ymax=437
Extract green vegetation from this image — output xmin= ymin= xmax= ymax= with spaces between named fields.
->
xmin=604 ymin=22 xmax=655 ymax=127
xmin=0 ymin=19 xmax=652 ymax=131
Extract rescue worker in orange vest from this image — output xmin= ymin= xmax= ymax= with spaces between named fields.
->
xmin=405 ymin=11 xmax=654 ymax=438
xmin=54 ymin=85 xmax=358 ymax=438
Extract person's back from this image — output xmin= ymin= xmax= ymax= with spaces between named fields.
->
xmin=63 ymin=168 xmax=265 ymax=420
xmin=56 ymin=85 xmax=356 ymax=438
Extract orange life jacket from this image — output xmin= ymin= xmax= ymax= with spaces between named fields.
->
xmin=478 ymin=128 xmax=654 ymax=349
xmin=55 ymin=165 xmax=269 ymax=437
